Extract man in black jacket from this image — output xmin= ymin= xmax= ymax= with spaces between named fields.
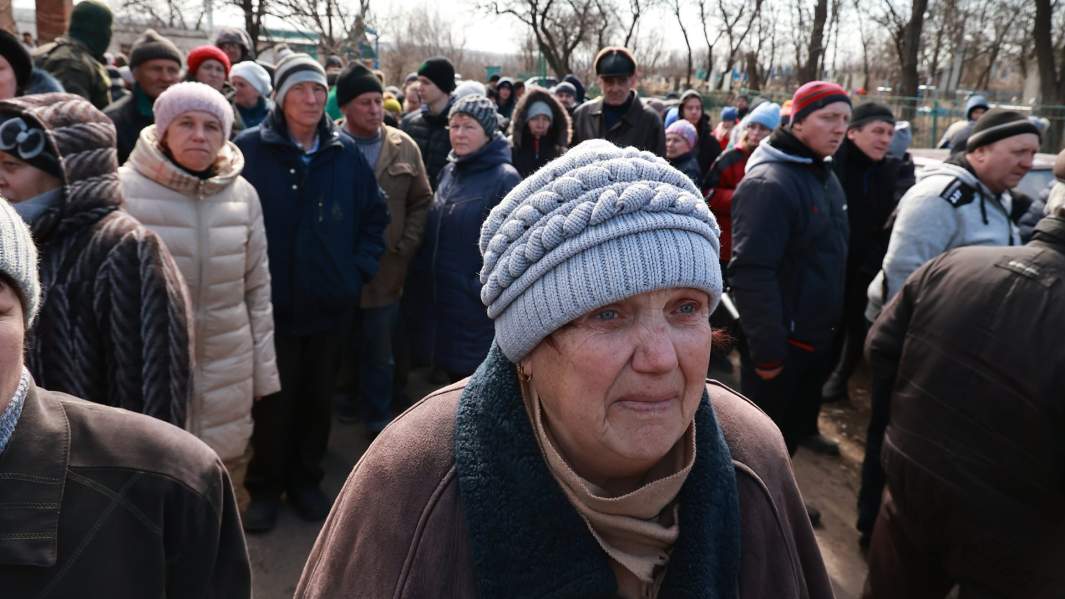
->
xmin=862 ymin=200 xmax=1065 ymax=597
xmin=400 ymin=56 xmax=455 ymax=190
xmin=823 ymin=103 xmax=914 ymax=407
xmin=103 ymin=29 xmax=182 ymax=163
xmin=728 ymin=81 xmax=851 ymax=458
xmin=570 ymin=47 xmax=665 ymax=156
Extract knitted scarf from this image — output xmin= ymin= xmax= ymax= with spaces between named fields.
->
xmin=455 ymin=344 xmax=741 ymax=598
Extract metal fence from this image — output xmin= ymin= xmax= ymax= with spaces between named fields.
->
xmin=691 ymin=91 xmax=1065 ymax=152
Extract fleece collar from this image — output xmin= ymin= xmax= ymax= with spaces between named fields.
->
xmin=454 ymin=344 xmax=741 ymax=599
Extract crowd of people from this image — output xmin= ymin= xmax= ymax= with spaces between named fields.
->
xmin=0 ymin=3 xmax=1062 ymax=596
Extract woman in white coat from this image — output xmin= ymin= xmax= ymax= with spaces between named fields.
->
xmin=120 ymin=82 xmax=280 ymax=512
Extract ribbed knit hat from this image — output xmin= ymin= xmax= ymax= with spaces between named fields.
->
xmin=187 ymin=45 xmax=231 ymax=78
xmin=720 ymin=106 xmax=738 ymax=123
xmin=449 ymin=94 xmax=498 ymax=136
xmin=790 ymin=81 xmax=851 ymax=124
xmin=335 ymin=62 xmax=383 ymax=107
xmin=417 ymin=57 xmax=456 ymax=93
xmin=153 ymin=81 xmax=234 ymax=140
xmin=666 ymin=119 xmax=697 ymax=149
xmin=231 ymin=60 xmax=271 ymax=97
xmin=966 ymin=108 xmax=1041 ymax=152
xmin=130 ymin=29 xmax=183 ymax=70
xmin=0 ymin=198 xmax=39 ymax=326
xmin=849 ymin=102 xmax=895 ymax=129
xmin=479 ymin=139 xmax=722 ymax=362
xmin=454 ymin=80 xmax=487 ymax=99
xmin=273 ymin=53 xmax=327 ymax=108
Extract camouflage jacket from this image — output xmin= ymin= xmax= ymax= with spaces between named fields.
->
xmin=34 ymin=37 xmax=110 ymax=109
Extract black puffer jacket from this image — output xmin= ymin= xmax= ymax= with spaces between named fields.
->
xmin=831 ymin=138 xmax=915 ymax=281
xmin=728 ymin=129 xmax=849 ymax=368
xmin=16 ymin=93 xmax=192 ymax=426
xmin=510 ymin=86 xmax=571 ymax=178
xmin=400 ymin=96 xmax=455 ymax=190
xmin=867 ymin=216 xmax=1065 ymax=543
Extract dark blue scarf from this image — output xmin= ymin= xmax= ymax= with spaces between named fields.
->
xmin=455 ymin=344 xmax=741 ymax=598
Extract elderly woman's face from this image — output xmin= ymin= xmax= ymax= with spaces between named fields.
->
xmin=524 ymin=287 xmax=712 ymax=485
xmin=0 ymin=277 xmax=24 ymax=406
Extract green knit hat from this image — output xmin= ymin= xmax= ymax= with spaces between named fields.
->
xmin=68 ymin=0 xmax=113 ymax=60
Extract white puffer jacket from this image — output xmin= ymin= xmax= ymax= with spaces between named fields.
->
xmin=121 ymin=126 xmax=281 ymax=461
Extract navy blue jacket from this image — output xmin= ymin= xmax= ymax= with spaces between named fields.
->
xmin=235 ymin=110 xmax=389 ymax=336
xmin=408 ymin=134 xmax=520 ymax=376
xmin=728 ymin=129 xmax=849 ymax=368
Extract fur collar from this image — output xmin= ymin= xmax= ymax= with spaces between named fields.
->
xmin=454 ymin=344 xmax=741 ymax=598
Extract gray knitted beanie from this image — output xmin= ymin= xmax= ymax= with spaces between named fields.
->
xmin=0 ymin=199 xmax=40 ymax=326
xmin=479 ymin=139 xmax=722 ymax=362
xmin=449 ymin=94 xmax=498 ymax=136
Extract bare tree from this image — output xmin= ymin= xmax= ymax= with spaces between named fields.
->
xmin=798 ymin=0 xmax=829 ymax=81
xmin=713 ymin=0 xmax=763 ymax=90
xmin=669 ymin=0 xmax=694 ymax=88
xmin=222 ymin=0 xmax=270 ymax=49
xmin=484 ymin=0 xmax=604 ymax=77
xmin=378 ymin=5 xmax=470 ymax=84
xmin=1034 ymin=0 xmax=1065 ymax=148
xmin=117 ymin=0 xmax=204 ymax=30
xmin=875 ymin=0 xmax=928 ymax=118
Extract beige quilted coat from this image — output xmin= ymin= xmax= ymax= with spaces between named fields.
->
xmin=120 ymin=125 xmax=281 ymax=461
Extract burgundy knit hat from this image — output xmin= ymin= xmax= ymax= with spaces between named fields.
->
xmin=790 ymin=81 xmax=851 ymax=125
xmin=187 ymin=45 xmax=231 ymax=78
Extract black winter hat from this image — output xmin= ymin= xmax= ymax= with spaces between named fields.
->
xmin=336 ymin=62 xmax=383 ymax=108
xmin=417 ymin=57 xmax=455 ymax=93
xmin=130 ymin=29 xmax=183 ymax=69
xmin=849 ymin=102 xmax=895 ymax=130
xmin=0 ymin=30 xmax=31 ymax=94
xmin=594 ymin=47 xmax=636 ymax=77
xmin=966 ymin=108 xmax=1041 ymax=152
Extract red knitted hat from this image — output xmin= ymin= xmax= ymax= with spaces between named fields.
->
xmin=790 ymin=81 xmax=850 ymax=124
xmin=187 ymin=45 xmax=231 ymax=78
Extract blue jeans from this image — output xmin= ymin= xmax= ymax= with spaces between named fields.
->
xmin=360 ymin=304 xmax=400 ymax=433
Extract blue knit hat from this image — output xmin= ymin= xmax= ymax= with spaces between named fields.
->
xmin=479 ymin=140 xmax=722 ymax=362
xmin=720 ymin=106 xmax=738 ymax=123
xmin=741 ymin=101 xmax=781 ymax=131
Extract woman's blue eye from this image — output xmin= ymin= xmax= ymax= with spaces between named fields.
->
xmin=594 ymin=309 xmax=618 ymax=321
xmin=678 ymin=302 xmax=697 ymax=314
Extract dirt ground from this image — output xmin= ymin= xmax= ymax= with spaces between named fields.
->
xmin=247 ymin=364 xmax=875 ymax=599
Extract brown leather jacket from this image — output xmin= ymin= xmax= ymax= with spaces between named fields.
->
xmin=0 ymin=383 xmax=250 ymax=598
xmin=297 ymin=353 xmax=832 ymax=598
xmin=571 ymin=92 xmax=667 ymax=157
xmin=868 ymin=215 xmax=1065 ymax=539
xmin=359 ymin=124 xmax=433 ymax=308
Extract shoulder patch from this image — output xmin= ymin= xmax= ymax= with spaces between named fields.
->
xmin=939 ymin=178 xmax=976 ymax=208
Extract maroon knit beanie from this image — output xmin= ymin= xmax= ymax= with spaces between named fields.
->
xmin=790 ymin=81 xmax=851 ymax=124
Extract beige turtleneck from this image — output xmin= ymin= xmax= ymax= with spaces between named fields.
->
xmin=521 ymin=379 xmax=696 ymax=599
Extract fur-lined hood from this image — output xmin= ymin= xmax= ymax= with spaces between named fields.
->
xmin=510 ymin=86 xmax=571 ymax=151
